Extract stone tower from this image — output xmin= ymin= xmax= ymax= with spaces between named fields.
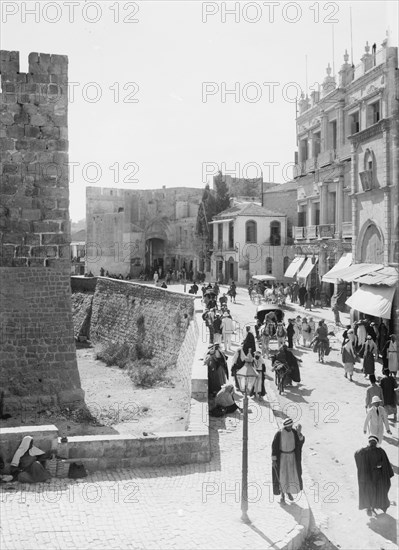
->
xmin=0 ymin=51 xmax=84 ymax=410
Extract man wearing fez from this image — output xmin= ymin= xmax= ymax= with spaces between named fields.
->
xmin=354 ymin=435 xmax=394 ymax=516
xmin=272 ymin=418 xmax=305 ymax=504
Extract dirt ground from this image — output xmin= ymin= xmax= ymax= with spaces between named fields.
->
xmin=1 ymin=346 xmax=190 ymax=437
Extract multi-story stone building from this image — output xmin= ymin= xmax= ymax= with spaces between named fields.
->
xmin=86 ymin=186 xmax=204 ymax=278
xmin=292 ymin=38 xmax=398 ymax=318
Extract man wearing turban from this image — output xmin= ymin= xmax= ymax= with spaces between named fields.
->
xmin=354 ymin=435 xmax=394 ymax=516
xmin=271 ymin=418 xmax=305 ymax=504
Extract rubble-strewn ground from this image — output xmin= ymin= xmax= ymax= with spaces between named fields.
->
xmin=1 ymin=345 xmax=190 ymax=437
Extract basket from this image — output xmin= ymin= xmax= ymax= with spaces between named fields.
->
xmin=56 ymin=459 xmax=70 ymax=478
xmin=46 ymin=457 xmax=58 ymax=477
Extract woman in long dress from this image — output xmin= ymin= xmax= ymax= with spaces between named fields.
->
xmin=362 ymin=335 xmax=378 ymax=378
xmin=10 ymin=436 xmax=51 ymax=483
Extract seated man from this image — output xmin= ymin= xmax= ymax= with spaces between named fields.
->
xmin=210 ymin=382 xmax=243 ymax=416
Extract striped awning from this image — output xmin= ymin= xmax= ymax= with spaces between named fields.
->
xmin=322 ymin=253 xmax=353 ymax=283
xmin=297 ymin=257 xmax=318 ymax=280
xmin=284 ymin=256 xmax=305 ymax=278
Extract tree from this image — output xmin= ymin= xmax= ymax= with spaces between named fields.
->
xmin=214 ymin=171 xmax=230 ymax=213
xmin=195 ymin=175 xmax=231 ymax=273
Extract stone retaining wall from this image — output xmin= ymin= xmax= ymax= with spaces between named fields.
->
xmin=71 ymin=292 xmax=93 ymax=340
xmin=90 ymin=278 xmax=195 ymax=370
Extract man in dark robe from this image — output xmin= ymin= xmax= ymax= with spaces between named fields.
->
xmin=205 ymin=345 xmax=228 ymax=396
xmin=274 ymin=345 xmax=301 ymax=385
xmin=230 ymin=346 xmax=246 ymax=390
xmin=272 ymin=418 xmax=305 ymax=503
xmin=354 ymin=435 xmax=394 ymax=516
xmin=380 ymin=370 xmax=398 ymax=422
xmin=298 ymin=284 xmax=306 ymax=306
xmin=242 ymin=326 xmax=256 ymax=355
xmin=286 ymin=319 xmax=295 ymax=349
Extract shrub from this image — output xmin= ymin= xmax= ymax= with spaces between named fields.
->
xmin=127 ymin=360 xmax=170 ymax=388
xmin=134 ymin=343 xmax=153 ymax=361
xmin=94 ymin=342 xmax=131 ymax=368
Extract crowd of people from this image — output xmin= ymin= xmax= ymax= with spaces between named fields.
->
xmin=203 ymin=281 xmax=397 ymax=516
xmin=248 ymin=281 xmax=326 ymax=309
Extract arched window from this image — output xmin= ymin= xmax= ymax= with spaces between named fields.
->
xmin=364 ymin=149 xmax=374 ymax=172
xmin=283 ymin=256 xmax=290 ymax=273
xmin=270 ymin=221 xmax=281 ymax=246
xmin=245 ymin=220 xmax=257 ymax=243
xmin=360 ymin=149 xmax=376 ymax=191
xmin=266 ymin=257 xmax=273 ymax=274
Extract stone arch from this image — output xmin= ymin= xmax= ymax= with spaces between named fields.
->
xmin=357 ymin=220 xmax=384 ymax=264
xmin=363 ymin=148 xmax=375 ymax=172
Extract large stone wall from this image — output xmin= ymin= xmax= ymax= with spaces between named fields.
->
xmin=90 ymin=278 xmax=195 ymax=369
xmin=0 ymin=50 xmax=84 ymax=409
xmin=85 ymin=186 xmax=204 ymax=277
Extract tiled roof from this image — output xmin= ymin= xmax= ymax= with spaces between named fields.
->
xmin=214 ymin=202 xmax=285 ymax=219
xmin=263 ymin=181 xmax=297 ymax=193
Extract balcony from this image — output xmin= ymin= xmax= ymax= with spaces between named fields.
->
xmin=342 ymin=222 xmax=352 ymax=238
xmin=318 ymin=224 xmax=335 ymax=239
xmin=307 ymin=225 xmax=318 ymax=239
xmin=305 ymin=158 xmax=317 ymax=173
xmin=318 ymin=150 xmax=335 ymax=167
xmin=294 ymin=226 xmax=306 ymax=240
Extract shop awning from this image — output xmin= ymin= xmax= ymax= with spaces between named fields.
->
xmin=284 ymin=256 xmax=305 ymax=278
xmin=252 ymin=274 xmax=276 ymax=281
xmin=352 ymin=266 xmax=398 ymax=287
xmin=209 ymin=218 xmax=234 ymax=224
xmin=325 ymin=262 xmax=383 ymax=283
xmin=297 ymin=257 xmax=318 ymax=280
xmin=322 ymin=253 xmax=353 ymax=283
xmin=346 ymin=284 xmax=396 ymax=319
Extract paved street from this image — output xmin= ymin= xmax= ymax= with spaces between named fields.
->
xmin=1 ymin=282 xmax=397 ymax=550
xmin=216 ymin=284 xmax=398 ymax=550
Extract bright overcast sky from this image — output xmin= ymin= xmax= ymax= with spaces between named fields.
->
xmin=2 ymin=1 xmax=398 ymax=221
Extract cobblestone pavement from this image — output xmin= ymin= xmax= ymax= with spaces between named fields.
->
xmin=0 ymin=285 xmax=310 ymax=550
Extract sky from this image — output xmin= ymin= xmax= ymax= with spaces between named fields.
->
xmin=1 ymin=1 xmax=398 ymax=221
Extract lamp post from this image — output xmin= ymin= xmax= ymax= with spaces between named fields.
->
xmin=236 ymin=350 xmax=258 ymax=524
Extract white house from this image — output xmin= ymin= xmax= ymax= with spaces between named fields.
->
xmin=210 ymin=202 xmax=295 ymax=285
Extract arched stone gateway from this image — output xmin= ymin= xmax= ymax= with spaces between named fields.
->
xmin=357 ymin=221 xmax=384 ymax=264
xmin=145 ymin=238 xmax=166 ymax=274
xmin=145 ymin=219 xmax=169 ymax=275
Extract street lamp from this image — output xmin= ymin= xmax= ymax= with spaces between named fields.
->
xmin=236 ymin=350 xmax=258 ymax=524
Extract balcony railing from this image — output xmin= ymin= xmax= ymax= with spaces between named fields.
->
xmin=294 ymin=227 xmax=306 ymax=240
xmin=342 ymin=222 xmax=352 ymax=238
xmin=305 ymin=158 xmax=317 ymax=172
xmin=307 ymin=225 xmax=318 ymax=239
xmin=318 ymin=224 xmax=335 ymax=238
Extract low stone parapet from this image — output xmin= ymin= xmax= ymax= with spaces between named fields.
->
xmin=0 ymin=425 xmax=58 ymax=462
xmin=63 ymin=430 xmax=209 ymax=472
